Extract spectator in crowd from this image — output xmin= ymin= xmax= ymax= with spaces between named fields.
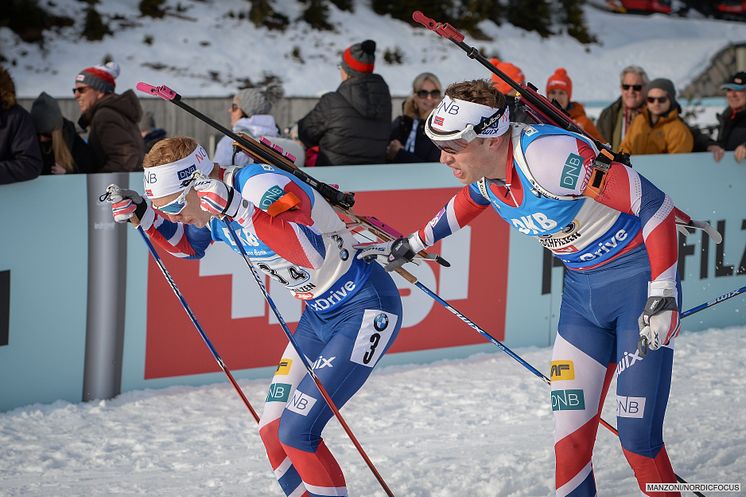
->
xmin=0 ymin=66 xmax=42 ymax=184
xmin=546 ymin=67 xmax=604 ymax=142
xmin=703 ymin=71 xmax=746 ymax=162
xmin=597 ymin=66 xmax=649 ymax=150
xmin=297 ymin=39 xmax=392 ymax=166
xmin=387 ymin=72 xmax=442 ymax=163
xmin=139 ymin=111 xmax=167 ymax=154
xmin=213 ymin=83 xmax=283 ymax=166
xmin=30 ymin=92 xmax=93 ymax=174
xmin=74 ymin=61 xmax=144 ymax=172
xmin=619 ymin=78 xmax=693 ymax=155
xmin=489 ymin=58 xmax=534 ymax=124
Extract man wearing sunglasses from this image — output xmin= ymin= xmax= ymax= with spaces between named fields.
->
xmin=74 ymin=61 xmax=144 ymax=173
xmin=360 ymin=79 xmax=686 ymax=496
xmin=619 ymin=78 xmax=693 ymax=155
xmin=109 ymin=136 xmax=402 ymax=497
xmin=597 ymin=66 xmax=649 ymax=150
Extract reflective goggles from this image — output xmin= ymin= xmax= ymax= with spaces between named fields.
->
xmin=424 ymin=106 xmax=507 ymax=154
xmin=154 ymin=181 xmax=194 ymax=215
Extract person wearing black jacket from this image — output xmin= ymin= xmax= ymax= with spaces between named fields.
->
xmin=704 ymin=72 xmax=746 ymax=163
xmin=30 ymin=92 xmax=94 ymax=174
xmin=0 ymin=66 xmax=42 ymax=185
xmin=387 ymin=72 xmax=442 ymax=163
xmin=297 ymin=40 xmax=391 ymax=166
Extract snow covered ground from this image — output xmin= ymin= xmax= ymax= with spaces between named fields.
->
xmin=3 ymin=0 xmax=745 ymax=101
xmin=1 ymin=325 xmax=744 ymax=497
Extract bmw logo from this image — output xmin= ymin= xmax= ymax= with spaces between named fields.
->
xmin=374 ymin=313 xmax=388 ymax=331
xmin=339 ymin=249 xmax=349 ymax=261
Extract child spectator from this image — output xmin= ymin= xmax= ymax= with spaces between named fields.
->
xmin=139 ymin=111 xmax=167 ymax=154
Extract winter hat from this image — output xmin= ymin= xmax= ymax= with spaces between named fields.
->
xmin=340 ymin=40 xmax=376 ymax=76
xmin=30 ymin=92 xmax=63 ymax=134
xmin=721 ymin=71 xmax=746 ymax=91
xmin=489 ymin=58 xmax=525 ymax=95
xmin=235 ymin=83 xmax=284 ymax=117
xmin=75 ymin=61 xmax=120 ymax=94
xmin=646 ymin=78 xmax=678 ymax=107
xmin=546 ymin=67 xmax=573 ymax=102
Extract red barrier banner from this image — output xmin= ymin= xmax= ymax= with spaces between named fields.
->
xmin=144 ymin=187 xmax=510 ymax=379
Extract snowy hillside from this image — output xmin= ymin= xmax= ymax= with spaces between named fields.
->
xmin=1 ymin=326 xmax=744 ymax=496
xmin=2 ymin=0 xmax=745 ymax=99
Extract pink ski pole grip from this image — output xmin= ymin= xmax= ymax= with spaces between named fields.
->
xmin=136 ymin=82 xmax=178 ymax=101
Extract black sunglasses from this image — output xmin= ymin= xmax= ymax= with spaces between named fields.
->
xmin=647 ymin=96 xmax=668 ymax=104
xmin=416 ymin=89 xmax=441 ymax=99
xmin=622 ymin=84 xmax=643 ymax=92
xmin=72 ymin=86 xmax=89 ymax=95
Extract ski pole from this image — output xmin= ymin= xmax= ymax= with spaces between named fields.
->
xmin=221 ymin=220 xmax=397 ymax=497
xmin=398 ymin=271 xmax=705 ymax=495
xmin=411 ymin=10 xmax=613 ymax=158
xmin=680 ymin=284 xmax=746 ymax=319
xmin=135 ymin=82 xmax=355 ymax=210
xmin=135 ymin=224 xmax=260 ymax=424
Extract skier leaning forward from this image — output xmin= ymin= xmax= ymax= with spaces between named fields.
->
xmin=109 ymin=136 xmax=402 ymax=497
xmin=360 ymin=79 xmax=685 ymax=497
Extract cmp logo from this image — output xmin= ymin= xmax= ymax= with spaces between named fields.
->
xmin=374 ymin=312 xmax=389 ymax=332
xmin=0 ymin=270 xmax=8 ymax=347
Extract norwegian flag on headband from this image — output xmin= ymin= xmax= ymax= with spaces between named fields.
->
xmin=434 ymin=115 xmax=444 ymax=126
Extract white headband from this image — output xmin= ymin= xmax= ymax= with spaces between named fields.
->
xmin=429 ymin=95 xmax=510 ymax=137
xmin=143 ymin=145 xmax=213 ymax=199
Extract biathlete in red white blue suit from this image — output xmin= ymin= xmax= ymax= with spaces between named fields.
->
xmin=109 ymin=136 xmax=402 ymax=497
xmin=360 ymin=80 xmax=683 ymax=497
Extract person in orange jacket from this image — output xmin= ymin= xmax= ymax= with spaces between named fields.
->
xmin=545 ymin=67 xmax=605 ymax=142
xmin=619 ymin=78 xmax=693 ymax=155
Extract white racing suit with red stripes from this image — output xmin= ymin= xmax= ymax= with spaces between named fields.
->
xmin=414 ymin=123 xmax=682 ymax=496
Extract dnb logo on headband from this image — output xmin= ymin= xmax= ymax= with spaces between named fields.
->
xmin=177 ymin=165 xmax=197 ymax=182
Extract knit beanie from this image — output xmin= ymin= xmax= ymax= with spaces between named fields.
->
xmin=490 ymin=58 xmax=525 ymax=95
xmin=235 ymin=83 xmax=284 ymax=116
xmin=546 ymin=67 xmax=573 ymax=102
xmin=30 ymin=91 xmax=63 ymax=134
xmin=75 ymin=61 xmax=120 ymax=94
xmin=646 ymin=78 xmax=679 ymax=108
xmin=340 ymin=40 xmax=376 ymax=76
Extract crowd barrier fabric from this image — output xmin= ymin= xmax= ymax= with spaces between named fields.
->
xmin=0 ymin=154 xmax=744 ymax=410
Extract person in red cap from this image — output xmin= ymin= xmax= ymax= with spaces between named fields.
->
xmin=74 ymin=61 xmax=144 ymax=172
xmin=490 ymin=58 xmax=525 ymax=97
xmin=546 ymin=67 xmax=604 ymax=142
xmin=297 ymin=40 xmax=392 ymax=166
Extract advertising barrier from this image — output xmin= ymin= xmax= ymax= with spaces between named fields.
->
xmin=0 ymin=154 xmax=744 ymax=411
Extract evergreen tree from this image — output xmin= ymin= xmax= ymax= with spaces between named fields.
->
xmin=82 ymin=5 xmax=112 ymax=41
xmin=248 ymin=0 xmax=289 ymax=31
xmin=560 ymin=0 xmax=597 ymax=44
xmin=301 ymin=0 xmax=334 ymax=31
xmin=329 ymin=0 xmax=353 ymax=12
xmin=506 ymin=0 xmax=552 ymax=38
xmin=139 ymin=0 xmax=167 ymax=19
xmin=0 ymin=0 xmax=73 ymax=43
xmin=372 ymin=0 xmax=455 ymax=25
